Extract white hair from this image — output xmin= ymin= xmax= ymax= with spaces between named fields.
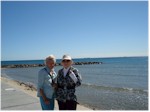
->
xmin=45 ymin=55 xmax=56 ymax=64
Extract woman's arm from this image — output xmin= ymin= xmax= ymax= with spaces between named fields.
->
xmin=69 ymin=69 xmax=82 ymax=87
xmin=74 ymin=69 xmax=82 ymax=87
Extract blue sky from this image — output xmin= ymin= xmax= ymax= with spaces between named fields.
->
xmin=1 ymin=1 xmax=148 ymax=60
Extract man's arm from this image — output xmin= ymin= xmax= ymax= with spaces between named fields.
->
xmin=38 ymin=70 xmax=50 ymax=104
xmin=40 ymin=89 xmax=50 ymax=104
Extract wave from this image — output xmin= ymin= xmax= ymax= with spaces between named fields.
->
xmin=94 ymin=73 xmax=146 ymax=77
xmin=82 ymin=83 xmax=148 ymax=95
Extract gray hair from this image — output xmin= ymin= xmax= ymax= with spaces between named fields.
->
xmin=45 ymin=55 xmax=56 ymax=65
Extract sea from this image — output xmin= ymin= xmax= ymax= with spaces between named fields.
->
xmin=1 ymin=57 xmax=148 ymax=110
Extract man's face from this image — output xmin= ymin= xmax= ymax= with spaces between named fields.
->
xmin=46 ymin=60 xmax=55 ymax=69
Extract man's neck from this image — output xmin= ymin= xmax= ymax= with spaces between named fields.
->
xmin=46 ymin=66 xmax=54 ymax=71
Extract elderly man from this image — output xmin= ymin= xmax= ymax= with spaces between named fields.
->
xmin=37 ymin=55 xmax=57 ymax=110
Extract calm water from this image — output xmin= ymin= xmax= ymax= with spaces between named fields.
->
xmin=1 ymin=57 xmax=148 ymax=110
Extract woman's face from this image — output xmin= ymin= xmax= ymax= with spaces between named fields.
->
xmin=61 ymin=60 xmax=72 ymax=68
xmin=46 ymin=60 xmax=55 ymax=69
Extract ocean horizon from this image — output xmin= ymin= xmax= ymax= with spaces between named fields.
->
xmin=2 ymin=55 xmax=147 ymax=61
xmin=1 ymin=56 xmax=148 ymax=65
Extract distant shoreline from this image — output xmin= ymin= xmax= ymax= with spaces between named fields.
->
xmin=1 ymin=61 xmax=103 ymax=68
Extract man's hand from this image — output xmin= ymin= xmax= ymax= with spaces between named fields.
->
xmin=40 ymin=89 xmax=50 ymax=105
xmin=44 ymin=98 xmax=50 ymax=105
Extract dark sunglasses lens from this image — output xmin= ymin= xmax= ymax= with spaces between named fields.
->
xmin=63 ymin=60 xmax=70 ymax=62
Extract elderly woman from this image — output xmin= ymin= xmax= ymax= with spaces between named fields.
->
xmin=37 ymin=55 xmax=57 ymax=110
xmin=56 ymin=55 xmax=82 ymax=110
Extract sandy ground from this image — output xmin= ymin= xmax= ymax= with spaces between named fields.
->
xmin=1 ymin=76 xmax=92 ymax=110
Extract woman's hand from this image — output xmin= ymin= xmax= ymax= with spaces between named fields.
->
xmin=52 ymin=83 xmax=58 ymax=89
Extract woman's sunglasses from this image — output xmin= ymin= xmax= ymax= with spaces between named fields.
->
xmin=62 ymin=60 xmax=71 ymax=62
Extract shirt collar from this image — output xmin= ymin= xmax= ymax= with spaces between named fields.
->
xmin=63 ymin=67 xmax=71 ymax=77
xmin=63 ymin=67 xmax=70 ymax=71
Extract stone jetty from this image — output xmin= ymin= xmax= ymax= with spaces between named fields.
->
xmin=1 ymin=62 xmax=103 ymax=68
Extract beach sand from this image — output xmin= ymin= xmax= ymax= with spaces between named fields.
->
xmin=1 ymin=76 xmax=92 ymax=110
